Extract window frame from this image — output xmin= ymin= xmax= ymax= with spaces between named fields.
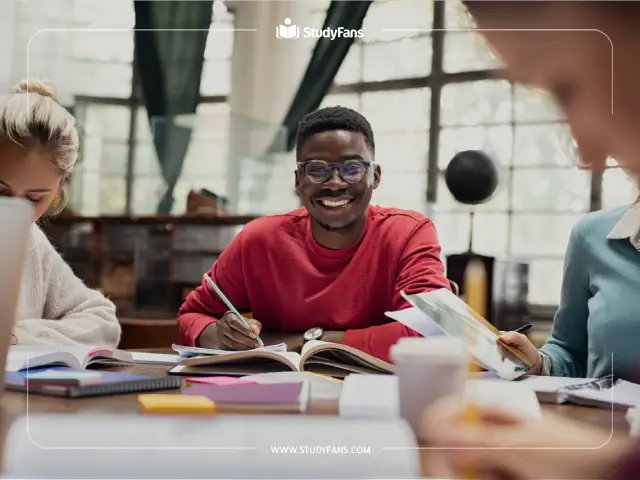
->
xmin=326 ymin=1 xmax=607 ymax=312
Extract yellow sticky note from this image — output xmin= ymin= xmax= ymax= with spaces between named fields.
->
xmin=138 ymin=394 xmax=215 ymax=414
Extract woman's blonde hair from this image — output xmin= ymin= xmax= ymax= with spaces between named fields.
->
xmin=0 ymin=78 xmax=79 ymax=216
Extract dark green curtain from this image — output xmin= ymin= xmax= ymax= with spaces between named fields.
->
xmin=267 ymin=0 xmax=373 ymax=153
xmin=133 ymin=1 xmax=213 ymax=214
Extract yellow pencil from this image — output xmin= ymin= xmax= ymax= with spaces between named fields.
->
xmin=460 ymin=259 xmax=487 ymax=480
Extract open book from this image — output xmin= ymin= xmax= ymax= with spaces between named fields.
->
xmin=168 ymin=340 xmax=395 ymax=378
xmin=391 ymin=288 xmax=534 ymax=380
xmin=6 ymin=346 xmax=134 ymax=372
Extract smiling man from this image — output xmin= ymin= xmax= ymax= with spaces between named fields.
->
xmin=177 ymin=106 xmax=450 ymax=362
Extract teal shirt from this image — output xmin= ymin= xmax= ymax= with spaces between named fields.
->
xmin=540 ymin=206 xmax=640 ymax=380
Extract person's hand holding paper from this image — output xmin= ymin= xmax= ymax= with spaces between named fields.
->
xmin=498 ymin=331 xmax=543 ymax=374
xmin=396 ymin=288 xmax=533 ymax=380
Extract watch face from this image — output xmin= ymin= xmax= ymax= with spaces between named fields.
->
xmin=304 ymin=327 xmax=323 ymax=341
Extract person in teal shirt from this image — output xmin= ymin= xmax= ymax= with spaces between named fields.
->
xmin=501 ymin=202 xmax=640 ymax=379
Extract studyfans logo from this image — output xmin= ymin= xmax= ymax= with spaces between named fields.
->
xmin=276 ymin=18 xmax=364 ymax=40
xmin=276 ymin=18 xmax=299 ymax=39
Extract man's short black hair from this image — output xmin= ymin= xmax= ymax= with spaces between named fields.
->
xmin=295 ymin=105 xmax=375 ymax=158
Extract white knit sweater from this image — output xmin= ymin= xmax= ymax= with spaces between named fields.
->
xmin=14 ymin=225 xmax=121 ymax=347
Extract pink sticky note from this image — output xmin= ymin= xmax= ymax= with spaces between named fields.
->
xmin=186 ymin=376 xmax=257 ymax=386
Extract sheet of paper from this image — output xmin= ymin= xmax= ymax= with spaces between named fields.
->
xmin=385 ymin=307 xmax=447 ymax=337
xmin=130 ymin=352 xmax=182 ymax=365
xmin=467 ymin=379 xmax=542 ymax=419
xmin=336 ymin=375 xmax=540 ymax=421
xmin=400 ymin=289 xmax=529 ymax=381
xmin=4 ymin=414 xmax=420 ymax=479
xmin=339 ymin=374 xmax=400 ymax=419
xmin=172 ymin=343 xmax=287 ymax=357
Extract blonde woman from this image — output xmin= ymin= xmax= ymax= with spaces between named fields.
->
xmin=1 ymin=79 xmax=121 ymax=347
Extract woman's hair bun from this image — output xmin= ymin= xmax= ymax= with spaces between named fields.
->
xmin=12 ymin=78 xmax=60 ymax=103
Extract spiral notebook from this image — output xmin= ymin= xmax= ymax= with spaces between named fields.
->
xmin=4 ymin=367 xmax=181 ymax=398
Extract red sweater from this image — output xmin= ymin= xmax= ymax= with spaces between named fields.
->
xmin=177 ymin=206 xmax=450 ymax=362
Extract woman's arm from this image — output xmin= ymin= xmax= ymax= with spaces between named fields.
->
xmin=539 ymin=224 xmax=592 ymax=377
xmin=13 ymin=228 xmax=121 ymax=347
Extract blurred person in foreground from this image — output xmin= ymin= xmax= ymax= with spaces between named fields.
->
xmin=0 ymin=79 xmax=120 ymax=347
xmin=424 ymin=2 xmax=640 ymax=479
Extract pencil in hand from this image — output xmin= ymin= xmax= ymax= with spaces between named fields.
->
xmin=203 ymin=273 xmax=264 ymax=347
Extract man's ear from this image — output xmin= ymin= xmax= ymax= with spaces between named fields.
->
xmin=294 ymin=170 xmax=300 ymax=193
xmin=373 ymin=164 xmax=381 ymax=189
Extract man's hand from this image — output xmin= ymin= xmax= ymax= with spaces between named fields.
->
xmin=10 ymin=334 xmax=17 ymax=345
xmin=196 ymin=312 xmax=262 ymax=350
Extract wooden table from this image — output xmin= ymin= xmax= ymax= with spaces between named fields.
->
xmin=0 ymin=361 xmax=631 ymax=477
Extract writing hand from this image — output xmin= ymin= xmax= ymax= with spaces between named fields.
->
xmin=197 ymin=312 xmax=262 ymax=350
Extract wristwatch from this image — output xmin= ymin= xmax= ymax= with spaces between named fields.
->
xmin=303 ymin=327 xmax=324 ymax=342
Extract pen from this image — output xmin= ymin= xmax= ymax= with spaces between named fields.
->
xmin=202 ymin=273 xmax=264 ymax=347
xmin=515 ymin=324 xmax=533 ymax=334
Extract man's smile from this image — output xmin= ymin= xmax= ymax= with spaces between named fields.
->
xmin=315 ymin=196 xmax=356 ymax=210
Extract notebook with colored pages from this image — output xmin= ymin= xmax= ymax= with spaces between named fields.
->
xmin=6 ymin=346 xmax=134 ymax=372
xmin=168 ymin=340 xmax=395 ymax=378
xmin=4 ymin=367 xmax=181 ymax=398
xmin=183 ymin=381 xmax=309 ymax=412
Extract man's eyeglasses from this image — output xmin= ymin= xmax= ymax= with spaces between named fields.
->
xmin=297 ymin=159 xmax=372 ymax=184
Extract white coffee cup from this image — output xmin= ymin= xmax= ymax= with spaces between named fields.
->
xmin=390 ymin=336 xmax=469 ymax=435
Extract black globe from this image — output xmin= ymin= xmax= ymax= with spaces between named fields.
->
xmin=444 ymin=150 xmax=500 ymax=205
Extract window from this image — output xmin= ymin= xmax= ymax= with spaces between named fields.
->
xmin=71 ymin=0 xmax=135 ymax=98
xmin=171 ymin=103 xmax=231 ymax=213
xmin=67 ymin=0 xmax=234 ymax=216
xmin=200 ymin=6 xmax=234 ymax=96
xmin=335 ymin=0 xmax=433 ymax=85
xmin=72 ymin=102 xmax=132 ymax=215
xmin=602 ymin=168 xmax=638 ymax=209
xmin=435 ymin=80 xmax=587 ymax=305
xmin=325 ymin=0 xmax=633 ymax=310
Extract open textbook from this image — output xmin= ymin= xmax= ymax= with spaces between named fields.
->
xmin=169 ymin=340 xmax=395 ymax=378
xmin=173 ymin=342 xmax=287 ymax=357
xmin=6 ymin=346 xmax=134 ymax=372
xmin=389 ymin=288 xmax=534 ymax=380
